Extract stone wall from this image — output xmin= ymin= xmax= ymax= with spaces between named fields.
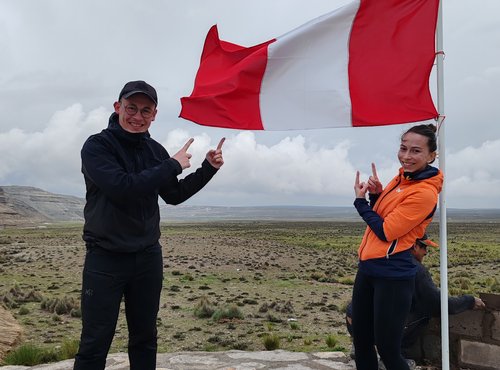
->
xmin=407 ymin=293 xmax=500 ymax=370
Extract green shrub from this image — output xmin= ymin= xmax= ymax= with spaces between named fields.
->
xmin=340 ymin=301 xmax=350 ymax=313
xmin=36 ymin=348 xmax=59 ymax=363
xmin=212 ymin=304 xmax=244 ymax=322
xmin=4 ymin=339 xmax=80 ymax=366
xmin=18 ymin=306 xmax=30 ymax=315
xmin=338 ymin=276 xmax=355 ymax=285
xmin=263 ymin=334 xmax=280 ymax=350
xmin=202 ymin=343 xmax=218 ymax=352
xmin=325 ymin=334 xmax=338 ymax=348
xmin=172 ymin=332 xmax=186 ymax=340
xmin=1 ymin=293 xmax=18 ymax=309
xmin=22 ymin=290 xmax=43 ymax=303
xmin=310 ymin=272 xmax=325 ymax=281
xmin=490 ymin=277 xmax=500 ymax=292
xmin=452 ymin=277 xmax=471 ymax=290
xmin=231 ymin=341 xmax=249 ymax=350
xmin=289 ymin=321 xmax=299 ymax=330
xmin=266 ymin=312 xmax=282 ymax=323
xmin=3 ymin=344 xmax=46 ymax=366
xmin=59 ymin=339 xmax=80 ymax=360
xmin=194 ymin=296 xmax=215 ymax=319
xmin=0 ymin=285 xmax=43 ymax=310
xmin=180 ymin=273 xmax=194 ymax=282
xmin=70 ymin=307 xmax=82 ymax=318
xmin=40 ymin=296 xmax=79 ymax=315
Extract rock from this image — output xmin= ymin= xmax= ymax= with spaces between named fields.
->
xmin=0 ymin=306 xmax=23 ymax=361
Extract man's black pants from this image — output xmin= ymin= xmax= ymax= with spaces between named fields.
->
xmin=346 ymin=302 xmax=429 ymax=358
xmin=73 ymin=243 xmax=163 ymax=370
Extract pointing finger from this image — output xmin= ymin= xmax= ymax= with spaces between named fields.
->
xmin=371 ymin=163 xmax=379 ymax=179
xmin=182 ymin=138 xmax=194 ymax=151
xmin=216 ymin=137 xmax=226 ymax=151
xmin=355 ymin=171 xmax=360 ymax=185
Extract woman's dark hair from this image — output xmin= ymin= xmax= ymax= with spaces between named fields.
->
xmin=402 ymin=124 xmax=438 ymax=153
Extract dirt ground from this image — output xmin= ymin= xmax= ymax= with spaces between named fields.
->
xmin=0 ymin=221 xmax=498 ymax=359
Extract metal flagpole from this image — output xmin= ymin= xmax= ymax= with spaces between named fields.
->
xmin=436 ymin=1 xmax=450 ymax=370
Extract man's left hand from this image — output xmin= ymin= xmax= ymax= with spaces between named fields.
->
xmin=206 ymin=137 xmax=225 ymax=169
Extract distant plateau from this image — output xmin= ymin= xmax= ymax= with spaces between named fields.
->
xmin=0 ymin=185 xmax=499 ymax=227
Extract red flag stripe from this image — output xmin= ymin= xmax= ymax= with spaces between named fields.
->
xmin=180 ymin=26 xmax=274 ymax=130
xmin=350 ymin=0 xmax=439 ymax=126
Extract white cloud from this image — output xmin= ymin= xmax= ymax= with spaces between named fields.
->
xmin=211 ymin=132 xmax=355 ymax=195
xmin=157 ymin=129 xmax=359 ymax=205
xmin=446 ymin=140 xmax=500 ymax=207
xmin=0 ymin=105 xmax=106 ymax=195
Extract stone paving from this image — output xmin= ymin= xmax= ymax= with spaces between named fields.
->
xmin=0 ymin=350 xmax=356 ymax=370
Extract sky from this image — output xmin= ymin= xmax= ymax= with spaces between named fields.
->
xmin=0 ymin=0 xmax=499 ymax=209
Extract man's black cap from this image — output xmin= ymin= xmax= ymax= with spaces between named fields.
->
xmin=416 ymin=233 xmax=438 ymax=248
xmin=118 ymin=80 xmax=158 ymax=105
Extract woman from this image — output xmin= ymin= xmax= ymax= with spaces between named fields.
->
xmin=351 ymin=124 xmax=443 ymax=370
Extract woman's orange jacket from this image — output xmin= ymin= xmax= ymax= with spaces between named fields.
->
xmin=358 ymin=167 xmax=443 ymax=261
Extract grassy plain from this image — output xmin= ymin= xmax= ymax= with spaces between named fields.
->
xmin=0 ymin=221 xmax=499 ymax=356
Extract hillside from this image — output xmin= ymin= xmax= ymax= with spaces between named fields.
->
xmin=0 ymin=186 xmax=84 ymax=227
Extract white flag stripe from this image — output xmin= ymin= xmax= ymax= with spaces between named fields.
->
xmin=260 ymin=1 xmax=360 ymax=130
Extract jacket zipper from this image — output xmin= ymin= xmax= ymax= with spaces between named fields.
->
xmin=373 ymin=175 xmax=402 ymax=213
xmin=135 ymin=147 xmax=147 ymax=224
xmin=359 ymin=175 xmax=402 ymax=259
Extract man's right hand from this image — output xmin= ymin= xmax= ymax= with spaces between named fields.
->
xmin=473 ymin=297 xmax=486 ymax=310
xmin=172 ymin=138 xmax=194 ymax=170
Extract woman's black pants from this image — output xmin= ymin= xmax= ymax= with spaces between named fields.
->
xmin=351 ymin=270 xmax=415 ymax=370
xmin=73 ymin=244 xmax=163 ymax=370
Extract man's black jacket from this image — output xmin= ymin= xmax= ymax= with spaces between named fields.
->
xmin=406 ymin=256 xmax=475 ymax=328
xmin=81 ymin=113 xmax=218 ymax=252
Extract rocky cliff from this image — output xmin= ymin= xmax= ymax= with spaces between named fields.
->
xmin=0 ymin=186 xmax=84 ymax=227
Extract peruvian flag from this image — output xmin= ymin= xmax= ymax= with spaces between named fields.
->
xmin=180 ymin=0 xmax=439 ymax=130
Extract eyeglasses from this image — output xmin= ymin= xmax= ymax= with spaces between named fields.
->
xmin=123 ymin=104 xmax=155 ymax=119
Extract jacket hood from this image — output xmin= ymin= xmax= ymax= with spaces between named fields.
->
xmin=400 ymin=165 xmax=443 ymax=194
xmin=402 ymin=165 xmax=439 ymax=181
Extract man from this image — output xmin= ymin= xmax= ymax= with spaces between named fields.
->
xmin=346 ymin=234 xmax=485 ymax=364
xmin=73 ymin=80 xmax=225 ymax=370
xmin=398 ymin=234 xmax=485 ymax=352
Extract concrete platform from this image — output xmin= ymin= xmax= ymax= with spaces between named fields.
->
xmin=0 ymin=350 xmax=356 ymax=370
